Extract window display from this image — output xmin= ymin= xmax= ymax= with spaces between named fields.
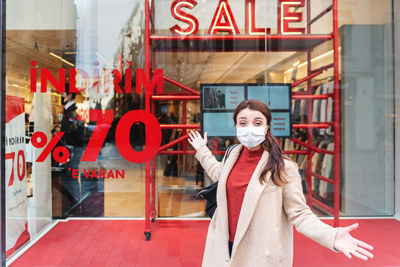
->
xmin=1 ymin=0 xmax=397 ymax=264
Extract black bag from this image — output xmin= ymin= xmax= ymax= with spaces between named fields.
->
xmin=196 ymin=145 xmax=237 ymax=218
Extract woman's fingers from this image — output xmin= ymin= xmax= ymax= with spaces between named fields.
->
xmin=350 ymin=250 xmax=368 ymax=261
xmin=189 ymin=130 xmax=203 ymax=141
xmin=188 ymin=131 xmax=194 ymax=142
xmin=356 ymin=239 xmax=374 ymax=251
xmin=190 ymin=130 xmax=197 ymax=138
xmin=355 ymin=246 xmax=374 ymax=259
xmin=345 ymin=223 xmax=359 ymax=233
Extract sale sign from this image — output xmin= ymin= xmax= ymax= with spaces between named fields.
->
xmin=5 ymin=95 xmax=30 ymax=257
xmin=168 ymin=0 xmax=305 ymax=35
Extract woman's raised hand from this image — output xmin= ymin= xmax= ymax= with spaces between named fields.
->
xmin=188 ymin=130 xmax=207 ymax=151
xmin=333 ymin=223 xmax=374 ymax=261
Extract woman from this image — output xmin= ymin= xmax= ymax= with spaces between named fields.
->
xmin=188 ymin=100 xmax=373 ymax=267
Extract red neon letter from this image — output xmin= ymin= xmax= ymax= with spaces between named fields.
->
xmin=245 ymin=0 xmax=270 ymax=35
xmin=208 ymin=0 xmax=240 ymax=35
xmin=80 ymin=110 xmax=114 ymax=162
xmin=115 ymin=110 xmax=161 ymax=163
xmin=135 ymin=69 xmax=163 ymax=95
xmin=170 ymin=0 xmax=199 ymax=35
xmin=41 ymin=68 xmax=65 ymax=93
xmin=278 ymin=0 xmax=305 ymax=34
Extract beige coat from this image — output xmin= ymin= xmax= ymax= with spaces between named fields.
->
xmin=195 ymin=144 xmax=339 ymax=267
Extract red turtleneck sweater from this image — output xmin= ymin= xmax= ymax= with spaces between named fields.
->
xmin=226 ymin=146 xmax=264 ymax=243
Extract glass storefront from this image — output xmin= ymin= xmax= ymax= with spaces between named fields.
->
xmin=1 ymin=0 xmax=398 ymax=263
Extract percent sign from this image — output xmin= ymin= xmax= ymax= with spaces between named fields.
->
xmin=31 ymin=131 xmax=70 ymax=163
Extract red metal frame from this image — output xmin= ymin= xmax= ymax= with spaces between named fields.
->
xmin=143 ymin=0 xmax=340 ymax=240
xmin=144 ymin=0 xmax=153 ymax=239
xmin=162 ymin=76 xmax=200 ymax=95
xmin=309 ymin=4 xmax=333 ymax=25
xmin=292 ymin=63 xmax=333 ymax=87
xmin=333 ymin=0 xmax=340 ymax=226
xmin=150 ymin=34 xmax=332 ymax=41
xmin=160 ymin=124 xmax=200 ymax=129
xmin=151 ymin=95 xmax=200 ymax=101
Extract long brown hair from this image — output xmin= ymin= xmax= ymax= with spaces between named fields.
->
xmin=233 ymin=99 xmax=288 ymax=186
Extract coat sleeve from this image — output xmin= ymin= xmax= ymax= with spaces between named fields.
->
xmin=194 ymin=145 xmax=225 ymax=182
xmin=282 ymin=160 xmax=340 ymax=252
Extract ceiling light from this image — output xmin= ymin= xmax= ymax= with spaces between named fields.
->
xmin=284 ymin=47 xmax=341 ymax=74
xmin=49 ymin=52 xmax=75 ymax=67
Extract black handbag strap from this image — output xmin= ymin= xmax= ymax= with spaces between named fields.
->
xmin=223 ymin=144 xmax=238 ymax=164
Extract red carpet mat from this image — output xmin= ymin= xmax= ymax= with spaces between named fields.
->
xmin=10 ymin=219 xmax=399 ymax=267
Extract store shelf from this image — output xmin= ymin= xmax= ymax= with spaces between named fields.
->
xmin=150 ymin=34 xmax=332 ymax=52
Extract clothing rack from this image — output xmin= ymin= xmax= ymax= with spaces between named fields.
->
xmin=141 ymin=0 xmax=340 ymax=240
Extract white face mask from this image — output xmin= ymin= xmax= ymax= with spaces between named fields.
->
xmin=236 ymin=126 xmax=266 ymax=148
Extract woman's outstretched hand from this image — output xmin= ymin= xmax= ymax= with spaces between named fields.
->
xmin=333 ymin=223 xmax=374 ymax=260
xmin=188 ymin=130 xmax=207 ymax=151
